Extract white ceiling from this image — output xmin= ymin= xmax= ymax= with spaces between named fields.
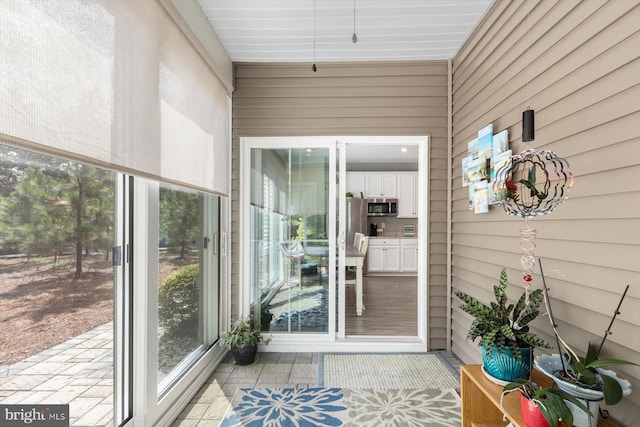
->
xmin=196 ymin=0 xmax=494 ymax=63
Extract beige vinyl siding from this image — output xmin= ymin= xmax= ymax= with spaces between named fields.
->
xmin=451 ymin=0 xmax=640 ymax=423
xmin=232 ymin=61 xmax=448 ymax=349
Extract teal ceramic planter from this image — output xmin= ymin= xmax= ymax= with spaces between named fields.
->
xmin=482 ymin=344 xmax=532 ymax=382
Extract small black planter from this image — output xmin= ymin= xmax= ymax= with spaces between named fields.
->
xmin=230 ymin=344 xmax=257 ymax=365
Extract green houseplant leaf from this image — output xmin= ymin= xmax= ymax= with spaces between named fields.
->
xmin=502 ymin=379 xmax=592 ymax=427
xmin=220 ymin=316 xmax=272 ymax=349
xmin=560 ymin=342 xmax=637 ymax=405
xmin=455 ymin=268 xmax=551 ymax=361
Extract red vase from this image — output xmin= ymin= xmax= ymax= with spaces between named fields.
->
xmin=520 ymin=392 xmax=551 ymax=427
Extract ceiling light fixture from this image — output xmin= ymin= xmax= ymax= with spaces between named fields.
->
xmin=312 ymin=0 xmax=317 ymax=72
xmin=401 ymin=147 xmax=408 ymax=153
xmin=352 ymin=0 xmax=358 ymax=43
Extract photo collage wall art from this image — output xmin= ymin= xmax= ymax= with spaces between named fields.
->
xmin=462 ymin=124 xmax=510 ymax=213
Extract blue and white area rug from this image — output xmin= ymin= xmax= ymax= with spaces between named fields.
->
xmin=219 ymin=387 xmax=461 ymax=427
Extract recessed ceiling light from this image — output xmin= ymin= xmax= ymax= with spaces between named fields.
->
xmin=401 ymin=147 xmax=408 ymax=153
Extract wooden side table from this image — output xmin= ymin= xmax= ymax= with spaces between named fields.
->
xmin=460 ymin=364 xmax=620 ymax=427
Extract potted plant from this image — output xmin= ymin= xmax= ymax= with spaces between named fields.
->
xmin=535 ymin=343 xmax=636 ymax=427
xmin=535 ymin=270 xmax=636 ymax=427
xmin=455 ymin=268 xmax=552 ymax=382
xmin=502 ymin=379 xmax=591 ymax=427
xmin=220 ymin=316 xmax=271 ymax=365
xmin=345 ymin=191 xmax=354 ymax=198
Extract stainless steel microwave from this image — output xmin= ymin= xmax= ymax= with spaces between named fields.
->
xmin=366 ymin=198 xmax=398 ymax=217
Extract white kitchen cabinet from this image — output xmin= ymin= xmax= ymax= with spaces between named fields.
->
xmin=366 ymin=173 xmax=397 ymax=198
xmin=400 ymin=239 xmax=418 ymax=273
xmin=396 ymin=172 xmax=418 ymax=218
xmin=346 ymin=172 xmax=397 ymax=198
xmin=367 ymin=238 xmax=401 ymax=272
xmin=346 ymin=172 xmax=366 ymax=197
xmin=368 ymin=238 xmax=417 ymax=274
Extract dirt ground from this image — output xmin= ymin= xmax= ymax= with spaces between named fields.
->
xmin=0 ymin=254 xmax=113 ymax=366
xmin=0 ymin=252 xmax=198 ymax=367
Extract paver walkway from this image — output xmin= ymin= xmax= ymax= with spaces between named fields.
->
xmin=0 ymin=323 xmax=114 ymax=426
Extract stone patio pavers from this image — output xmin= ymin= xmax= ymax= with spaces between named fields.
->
xmin=0 ymin=322 xmax=114 ymax=426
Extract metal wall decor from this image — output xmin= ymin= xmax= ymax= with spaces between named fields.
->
xmin=492 ymin=147 xmax=573 ymax=219
xmin=492 ymin=111 xmax=574 ymax=299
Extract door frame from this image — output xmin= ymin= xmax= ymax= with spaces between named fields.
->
xmin=239 ymin=136 xmax=429 ymax=352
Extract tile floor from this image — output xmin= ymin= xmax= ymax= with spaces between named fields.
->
xmin=170 ymin=352 xmax=320 ymax=426
xmin=170 ymin=351 xmax=462 ymax=426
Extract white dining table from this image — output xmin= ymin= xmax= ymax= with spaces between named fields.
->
xmin=301 ymin=242 xmax=367 ymax=316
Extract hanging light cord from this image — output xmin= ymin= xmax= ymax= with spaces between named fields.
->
xmin=352 ymin=0 xmax=358 ymax=43
xmin=312 ymin=0 xmax=317 ymax=71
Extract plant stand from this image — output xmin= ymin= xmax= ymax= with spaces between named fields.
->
xmin=460 ymin=365 xmax=620 ymax=427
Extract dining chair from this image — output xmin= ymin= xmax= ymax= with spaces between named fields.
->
xmin=279 ymin=241 xmax=320 ymax=288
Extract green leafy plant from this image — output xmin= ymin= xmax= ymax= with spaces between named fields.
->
xmin=455 ymin=268 xmax=551 ymax=361
xmin=559 ymin=342 xmax=637 ymax=405
xmin=220 ymin=316 xmax=272 ymax=349
xmin=539 ymin=267 xmax=637 ymax=406
xmin=158 ymin=263 xmax=199 ymax=338
xmin=502 ymin=379 xmax=591 ymax=427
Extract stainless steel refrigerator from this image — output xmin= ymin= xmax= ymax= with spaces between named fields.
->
xmin=346 ymin=197 xmax=368 ymax=274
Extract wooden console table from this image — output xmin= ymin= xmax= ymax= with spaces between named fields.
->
xmin=460 ymin=364 xmax=620 ymax=427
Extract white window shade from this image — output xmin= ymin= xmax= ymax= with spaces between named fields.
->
xmin=0 ymin=0 xmax=229 ymax=196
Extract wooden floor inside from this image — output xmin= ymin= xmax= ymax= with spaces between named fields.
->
xmin=345 ymin=275 xmax=418 ymax=336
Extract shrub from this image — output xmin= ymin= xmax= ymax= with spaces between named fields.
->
xmin=159 ymin=263 xmax=199 ymax=338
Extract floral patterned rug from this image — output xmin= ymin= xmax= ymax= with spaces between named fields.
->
xmin=219 ymin=387 xmax=461 ymax=427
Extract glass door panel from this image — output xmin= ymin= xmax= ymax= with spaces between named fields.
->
xmin=250 ymin=147 xmax=331 ymax=335
xmin=156 ymin=184 xmax=219 ymax=396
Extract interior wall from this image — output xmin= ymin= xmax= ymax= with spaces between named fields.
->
xmin=231 ymin=61 xmax=449 ymax=349
xmin=451 ymin=1 xmax=640 ymax=423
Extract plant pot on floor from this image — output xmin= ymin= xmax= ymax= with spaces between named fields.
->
xmin=483 ymin=344 xmax=532 ymax=382
xmin=220 ymin=316 xmax=272 ymax=365
xmin=230 ymin=344 xmax=257 ymax=365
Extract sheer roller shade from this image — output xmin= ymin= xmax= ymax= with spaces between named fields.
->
xmin=0 ymin=0 xmax=229 ymax=195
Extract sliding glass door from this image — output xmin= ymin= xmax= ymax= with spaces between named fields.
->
xmin=245 ymin=141 xmax=336 ymax=338
xmin=242 ymin=136 xmax=430 ymax=349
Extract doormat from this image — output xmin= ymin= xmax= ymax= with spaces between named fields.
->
xmin=318 ymin=352 xmax=460 ymax=390
xmin=219 ymin=387 xmax=461 ymax=427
